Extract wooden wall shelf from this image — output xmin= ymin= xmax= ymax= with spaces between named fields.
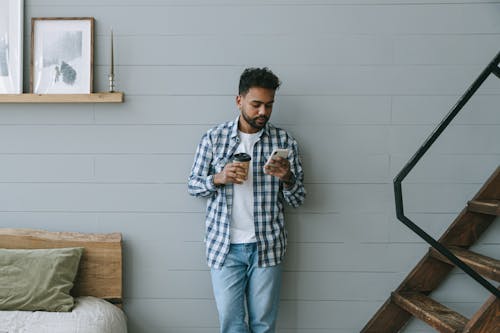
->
xmin=0 ymin=92 xmax=124 ymax=103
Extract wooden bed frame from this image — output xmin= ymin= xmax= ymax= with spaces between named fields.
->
xmin=0 ymin=228 xmax=123 ymax=307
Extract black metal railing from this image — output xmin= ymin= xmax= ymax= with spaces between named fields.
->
xmin=394 ymin=51 xmax=500 ymax=298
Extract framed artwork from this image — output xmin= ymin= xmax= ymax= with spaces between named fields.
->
xmin=31 ymin=17 xmax=94 ymax=94
xmin=0 ymin=0 xmax=23 ymax=94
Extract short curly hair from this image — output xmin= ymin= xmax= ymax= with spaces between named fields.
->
xmin=238 ymin=67 xmax=281 ymax=96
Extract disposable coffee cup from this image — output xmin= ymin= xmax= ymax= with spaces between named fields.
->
xmin=232 ymin=153 xmax=251 ymax=181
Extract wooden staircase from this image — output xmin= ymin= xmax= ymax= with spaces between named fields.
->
xmin=361 ymin=167 xmax=500 ymax=333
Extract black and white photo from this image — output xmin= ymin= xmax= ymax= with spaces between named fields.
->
xmin=31 ymin=17 xmax=94 ymax=94
xmin=0 ymin=0 xmax=23 ymax=94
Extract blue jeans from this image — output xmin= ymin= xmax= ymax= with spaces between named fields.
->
xmin=210 ymin=243 xmax=282 ymax=333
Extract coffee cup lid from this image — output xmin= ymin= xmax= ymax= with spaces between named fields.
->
xmin=232 ymin=153 xmax=251 ymax=162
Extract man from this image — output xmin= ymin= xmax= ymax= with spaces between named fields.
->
xmin=188 ymin=67 xmax=306 ymax=333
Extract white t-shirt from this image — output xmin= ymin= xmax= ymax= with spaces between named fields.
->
xmin=230 ymin=130 xmax=261 ymax=244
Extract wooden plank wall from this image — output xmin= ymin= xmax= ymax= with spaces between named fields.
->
xmin=0 ymin=0 xmax=499 ymax=332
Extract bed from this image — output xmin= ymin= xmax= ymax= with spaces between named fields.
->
xmin=0 ymin=228 xmax=127 ymax=333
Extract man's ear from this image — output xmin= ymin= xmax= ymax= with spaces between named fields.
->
xmin=236 ymin=95 xmax=242 ymax=109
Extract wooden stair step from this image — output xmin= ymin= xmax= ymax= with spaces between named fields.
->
xmin=467 ymin=199 xmax=500 ymax=216
xmin=431 ymin=246 xmax=500 ymax=283
xmin=392 ymin=292 xmax=468 ymax=333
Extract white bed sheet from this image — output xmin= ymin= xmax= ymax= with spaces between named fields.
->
xmin=0 ymin=296 xmax=127 ymax=333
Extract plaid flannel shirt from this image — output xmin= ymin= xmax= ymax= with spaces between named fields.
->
xmin=188 ymin=117 xmax=306 ymax=269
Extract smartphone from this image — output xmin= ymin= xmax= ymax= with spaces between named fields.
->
xmin=265 ymin=148 xmax=289 ymax=167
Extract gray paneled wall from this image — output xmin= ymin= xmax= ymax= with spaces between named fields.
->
xmin=1 ymin=1 xmax=499 ymax=332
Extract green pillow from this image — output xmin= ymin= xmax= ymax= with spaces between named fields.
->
xmin=0 ymin=247 xmax=83 ymax=312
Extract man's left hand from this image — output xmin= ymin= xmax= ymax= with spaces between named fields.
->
xmin=264 ymin=156 xmax=293 ymax=186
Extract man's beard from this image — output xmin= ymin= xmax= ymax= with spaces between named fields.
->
xmin=241 ymin=109 xmax=269 ymax=130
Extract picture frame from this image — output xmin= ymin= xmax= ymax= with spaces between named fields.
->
xmin=0 ymin=0 xmax=23 ymax=94
xmin=31 ymin=17 xmax=94 ymax=94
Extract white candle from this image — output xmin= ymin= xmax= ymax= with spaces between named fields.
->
xmin=110 ymin=29 xmax=114 ymax=76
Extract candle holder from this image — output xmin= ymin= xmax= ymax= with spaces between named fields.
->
xmin=108 ymin=73 xmax=115 ymax=93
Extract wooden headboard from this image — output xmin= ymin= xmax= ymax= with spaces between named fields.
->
xmin=0 ymin=228 xmax=122 ymax=306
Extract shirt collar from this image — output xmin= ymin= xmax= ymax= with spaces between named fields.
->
xmin=231 ymin=115 xmax=270 ymax=140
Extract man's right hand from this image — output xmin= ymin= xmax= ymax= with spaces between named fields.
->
xmin=213 ymin=163 xmax=247 ymax=186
